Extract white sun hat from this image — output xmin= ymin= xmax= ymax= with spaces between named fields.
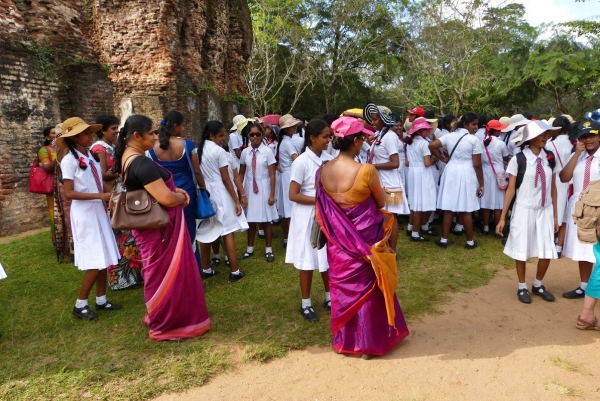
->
xmin=230 ymin=114 xmax=246 ymax=132
xmin=502 ymin=114 xmax=531 ymax=133
xmin=195 ymin=200 xmax=223 ymax=243
xmin=515 ymin=120 xmax=561 ymax=147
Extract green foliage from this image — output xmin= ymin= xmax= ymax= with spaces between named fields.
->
xmin=21 ymin=42 xmax=59 ymax=82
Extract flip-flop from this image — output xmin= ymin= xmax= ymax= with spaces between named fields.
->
xmin=575 ymin=316 xmax=600 ymax=331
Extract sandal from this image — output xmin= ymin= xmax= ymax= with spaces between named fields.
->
xmin=576 ymin=316 xmax=600 ymax=331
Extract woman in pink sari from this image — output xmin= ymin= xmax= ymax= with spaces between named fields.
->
xmin=114 ymin=115 xmax=210 ymax=341
xmin=317 ymin=116 xmax=409 ymax=359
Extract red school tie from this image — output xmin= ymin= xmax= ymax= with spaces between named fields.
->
xmin=89 ymin=159 xmax=104 ymax=193
xmin=251 ymin=149 xmax=259 ymax=194
xmin=534 ymin=157 xmax=547 ymax=207
xmin=583 ymin=155 xmax=594 ymax=190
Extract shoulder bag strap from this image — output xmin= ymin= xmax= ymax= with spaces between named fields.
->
xmin=448 ymin=133 xmax=468 ymax=161
xmin=43 ymin=146 xmax=55 ymax=163
xmin=183 ymin=139 xmax=198 ymax=188
xmin=484 ymin=139 xmax=498 ymax=176
xmin=551 ymin=141 xmax=564 ymax=168
xmin=121 ymin=154 xmax=142 ymax=189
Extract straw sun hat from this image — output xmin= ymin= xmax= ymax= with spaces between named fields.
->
xmin=55 ymin=117 xmax=102 ymax=150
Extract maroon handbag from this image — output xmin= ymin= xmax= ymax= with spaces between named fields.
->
xmin=28 ymin=148 xmax=54 ymax=194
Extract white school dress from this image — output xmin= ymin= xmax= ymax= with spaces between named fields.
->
xmin=480 ymin=137 xmax=508 ymax=210
xmin=61 ymin=151 xmax=119 ymax=271
xmin=0 ymin=262 xmax=7 ymax=279
xmin=406 ymin=136 xmax=437 ymax=212
xmin=200 ymin=140 xmax=249 ymax=236
xmin=545 ymin=135 xmax=573 ymax=225
xmin=562 ymin=148 xmax=600 ymax=263
xmin=229 ymin=132 xmax=243 ymax=163
xmin=435 ymin=128 xmax=451 ymax=177
xmin=277 ymin=136 xmax=301 ymax=218
xmin=285 ymin=149 xmax=332 ymax=271
xmin=240 ymin=144 xmax=279 ymax=223
xmin=368 ymin=128 xmax=410 ymax=215
xmin=475 ymin=127 xmax=486 ymax=141
xmin=437 ymin=129 xmax=482 ymax=212
xmin=499 ymin=130 xmax=518 ymax=158
xmin=503 ymin=148 xmax=557 ymax=261
xmin=395 ymin=134 xmax=407 ymax=189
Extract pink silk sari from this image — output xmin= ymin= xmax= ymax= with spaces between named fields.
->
xmin=132 ymin=169 xmax=210 ymax=341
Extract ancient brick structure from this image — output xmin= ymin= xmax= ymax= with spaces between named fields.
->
xmin=0 ymin=0 xmax=253 ymax=236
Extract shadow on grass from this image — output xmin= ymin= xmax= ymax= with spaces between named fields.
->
xmin=0 ymin=223 xmax=511 ymax=400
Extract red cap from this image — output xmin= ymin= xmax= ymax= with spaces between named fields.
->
xmin=406 ymin=106 xmax=425 ymax=117
xmin=486 ymin=120 xmax=509 ymax=132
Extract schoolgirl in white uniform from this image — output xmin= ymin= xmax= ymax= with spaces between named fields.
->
xmin=480 ymin=120 xmax=510 ymax=235
xmin=497 ymin=121 xmax=561 ymax=304
xmin=58 ymin=117 xmax=121 ymax=321
xmin=198 ymin=121 xmax=249 ymax=282
xmin=559 ymin=120 xmax=600 ymax=300
xmin=429 ymin=112 xmax=483 ymax=249
xmin=287 ymin=118 xmax=333 ymax=322
xmin=239 ymin=122 xmax=278 ymax=262
xmin=277 ymin=114 xmax=303 ymax=248
xmin=546 ymin=116 xmax=574 ymax=256
xmin=405 ymin=119 xmax=437 ymax=241
xmin=228 ymin=114 xmax=246 ymax=162
xmin=435 ymin=114 xmax=457 ymax=178
xmin=363 ymin=103 xmax=409 ymax=249
xmin=391 ymin=119 xmax=407 ymax=189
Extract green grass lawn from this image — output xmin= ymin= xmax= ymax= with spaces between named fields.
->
xmin=0 ymin=224 xmax=511 ymax=400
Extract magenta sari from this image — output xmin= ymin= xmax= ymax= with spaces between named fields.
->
xmin=316 ymin=182 xmax=409 ymax=356
xmin=132 ymin=170 xmax=210 ymax=341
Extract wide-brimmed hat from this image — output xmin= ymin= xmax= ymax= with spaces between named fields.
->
xmin=230 ymin=115 xmax=246 ymax=132
xmin=260 ymin=114 xmax=281 ymax=126
xmin=515 ymin=120 xmax=561 ymax=147
xmin=585 ymin=109 xmax=600 ymax=122
xmin=279 ymin=114 xmax=302 ymax=129
xmin=55 ymin=117 xmax=102 ymax=150
xmin=499 ymin=116 xmax=510 ymax=126
xmin=502 ymin=114 xmax=531 ymax=133
xmin=363 ymin=102 xmax=396 ymax=127
xmin=330 ymin=117 xmax=374 ymax=138
xmin=486 ymin=120 xmax=509 ymax=132
xmin=406 ymin=106 xmax=425 ymax=117
xmin=561 ymin=114 xmax=574 ymax=124
xmin=408 ymin=118 xmax=432 ymax=135
xmin=195 ymin=213 xmax=223 ymax=244
xmin=577 ymin=120 xmax=600 ymax=139
xmin=236 ymin=118 xmax=257 ymax=135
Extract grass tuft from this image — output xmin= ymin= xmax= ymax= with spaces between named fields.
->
xmin=244 ymin=341 xmax=289 ymax=363
xmin=549 ymin=356 xmax=580 ymax=372
xmin=544 ymin=380 xmax=582 ymax=397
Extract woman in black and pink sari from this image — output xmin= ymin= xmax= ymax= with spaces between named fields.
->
xmin=316 ymin=116 xmax=409 ymax=359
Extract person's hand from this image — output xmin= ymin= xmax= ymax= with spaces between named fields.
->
xmin=235 ymin=202 xmax=243 ymax=216
xmin=99 ymin=192 xmax=112 ymax=202
xmin=496 ymin=220 xmax=505 ymax=237
xmin=268 ymin=195 xmax=275 ymax=206
xmin=240 ymin=196 xmax=248 ymax=209
xmin=575 ymin=141 xmax=585 ymax=155
xmin=175 ymin=188 xmax=190 ymax=207
xmin=554 ymin=217 xmax=559 ymax=233
xmin=477 ymin=186 xmax=485 ymax=198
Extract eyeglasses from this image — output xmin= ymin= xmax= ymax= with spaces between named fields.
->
xmin=248 ymin=133 xmax=262 ymax=138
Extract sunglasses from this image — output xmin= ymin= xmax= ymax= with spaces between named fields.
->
xmin=248 ymin=133 xmax=262 ymax=138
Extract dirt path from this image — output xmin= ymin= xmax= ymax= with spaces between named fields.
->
xmin=157 ymin=259 xmax=600 ymax=401
xmin=0 ymin=228 xmax=48 ymax=245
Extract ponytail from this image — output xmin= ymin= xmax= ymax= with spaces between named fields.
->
xmin=157 ymin=110 xmax=184 ymax=150
xmin=199 ymin=121 xmax=225 ymax=165
xmin=303 ymin=118 xmax=328 ymax=153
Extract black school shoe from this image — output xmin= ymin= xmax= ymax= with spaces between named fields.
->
xmin=72 ymin=305 xmax=98 ymax=320
xmin=410 ymin=236 xmax=428 ymax=242
xmin=562 ymin=287 xmax=585 ymax=299
xmin=531 ymin=285 xmax=555 ymax=302
xmin=517 ymin=288 xmax=532 ymax=304
xmin=265 ymin=252 xmax=275 ymax=263
xmin=201 ymin=269 xmax=220 ymax=280
xmin=300 ymin=306 xmax=319 ymax=322
xmin=464 ymin=241 xmax=478 ymax=250
xmin=96 ymin=301 xmax=123 ymax=310
xmin=422 ymin=228 xmax=438 ymax=236
xmin=435 ymin=240 xmax=448 ymax=249
xmin=228 ymin=270 xmax=246 ymax=283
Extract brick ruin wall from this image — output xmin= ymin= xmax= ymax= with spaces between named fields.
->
xmin=0 ymin=0 xmax=253 ymax=236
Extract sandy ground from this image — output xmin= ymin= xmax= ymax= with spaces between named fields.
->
xmin=0 ymin=227 xmax=49 ymax=245
xmin=157 ymin=258 xmax=600 ymax=401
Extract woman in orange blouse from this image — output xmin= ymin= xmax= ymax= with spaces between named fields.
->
xmin=38 ymin=126 xmax=57 ymax=245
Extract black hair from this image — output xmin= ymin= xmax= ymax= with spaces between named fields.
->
xmin=64 ymin=135 xmax=100 ymax=170
xmin=424 ymin=110 xmax=436 ymax=119
xmin=276 ymin=125 xmax=295 ymax=162
xmin=552 ymin=116 xmax=572 ymax=135
xmin=332 ymin=133 xmax=362 ymax=151
xmin=457 ymin=112 xmax=478 ymax=129
xmin=440 ymin=114 xmax=457 ymax=131
xmin=158 ymin=110 xmax=184 ymax=150
xmin=522 ymin=112 xmax=534 ymax=120
xmin=405 ymin=135 xmax=414 ymax=145
xmin=95 ymin=115 xmax=119 ymax=139
xmin=303 ymin=118 xmax=329 ymax=152
xmin=320 ymin=114 xmax=339 ymax=127
xmin=113 ymin=114 xmax=154 ymax=174
xmin=198 ymin=121 xmax=224 ymax=166
xmin=393 ymin=113 xmax=403 ymax=124
xmin=293 ymin=113 xmax=306 ymax=137
xmin=42 ymin=126 xmax=54 ymax=146
xmin=477 ymin=114 xmax=489 ymax=129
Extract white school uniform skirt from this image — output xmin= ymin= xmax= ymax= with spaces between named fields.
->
xmin=205 ymin=179 xmax=249 ymax=236
xmin=503 ymin=203 xmax=557 ymax=261
xmin=285 ymin=203 xmax=329 ymax=271
xmin=563 ymin=195 xmax=595 ymax=263
xmin=555 ymin=179 xmax=570 ymax=225
xmin=479 ymin=166 xmax=505 ymax=210
xmin=437 ymin=161 xmax=479 ymax=212
xmin=407 ymin=166 xmax=437 ymax=212
xmin=70 ymin=200 xmax=119 ymax=271
xmin=379 ymin=169 xmax=410 ymax=215
xmin=277 ymin=167 xmax=294 ymax=218
xmin=244 ymin=175 xmax=279 ymax=223
xmin=0 ymin=262 xmax=6 ymax=279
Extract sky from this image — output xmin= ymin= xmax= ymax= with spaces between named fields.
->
xmin=519 ymin=0 xmax=599 ymax=26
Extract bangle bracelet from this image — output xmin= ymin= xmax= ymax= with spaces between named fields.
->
xmin=240 ymin=194 xmax=246 ymax=197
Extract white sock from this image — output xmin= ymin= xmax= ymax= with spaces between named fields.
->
xmin=96 ymin=295 xmax=107 ymax=306
xmin=518 ymin=282 xmax=528 ymax=290
xmin=75 ymin=299 xmax=88 ymax=308
xmin=265 ymin=247 xmax=273 ymax=254
xmin=231 ymin=269 xmax=241 ymax=276
xmin=407 ymin=224 xmax=413 ymax=231
xmin=203 ymin=268 xmax=214 ymax=274
xmin=246 ymin=246 xmax=254 ymax=253
xmin=555 ymin=245 xmax=562 ymax=252
xmin=580 ymin=282 xmax=588 ymax=291
xmin=466 ymin=240 xmax=475 ymax=246
xmin=454 ymin=224 xmax=464 ymax=232
xmin=301 ymin=298 xmax=312 ymax=308
xmin=421 ymin=224 xmax=429 ymax=231
xmin=412 ymin=231 xmax=420 ymax=238
xmin=258 ymin=230 xmax=265 ymax=236
xmin=324 ymin=292 xmax=331 ymax=302
xmin=428 ymin=214 xmax=435 ymax=223
xmin=440 ymin=238 xmax=448 ymax=244
xmin=483 ymin=225 xmax=489 ymax=232
xmin=213 ymin=253 xmax=220 ymax=260
xmin=225 ymin=256 xmax=229 ymax=262
xmin=533 ymin=279 xmax=543 ymax=288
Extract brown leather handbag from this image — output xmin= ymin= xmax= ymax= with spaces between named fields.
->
xmin=108 ymin=156 xmax=169 ymax=230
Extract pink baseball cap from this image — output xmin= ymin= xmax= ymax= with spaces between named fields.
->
xmin=331 ymin=116 xmax=375 ymax=138
xmin=408 ymin=118 xmax=432 ymax=135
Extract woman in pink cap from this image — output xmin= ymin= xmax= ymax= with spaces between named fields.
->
xmin=316 ymin=116 xmax=409 ymax=359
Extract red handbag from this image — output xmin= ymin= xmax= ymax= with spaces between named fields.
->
xmin=28 ymin=148 xmax=54 ymax=194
